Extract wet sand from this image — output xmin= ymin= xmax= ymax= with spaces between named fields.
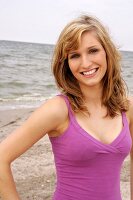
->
xmin=0 ymin=107 xmax=130 ymax=199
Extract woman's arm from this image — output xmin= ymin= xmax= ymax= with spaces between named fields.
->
xmin=0 ymin=96 xmax=68 ymax=199
xmin=129 ymin=97 xmax=133 ymax=200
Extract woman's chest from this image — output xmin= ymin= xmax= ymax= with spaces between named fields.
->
xmin=75 ymin=113 xmax=123 ymax=145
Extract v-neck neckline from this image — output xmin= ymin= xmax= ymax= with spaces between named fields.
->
xmin=70 ymin=111 xmax=127 ymax=147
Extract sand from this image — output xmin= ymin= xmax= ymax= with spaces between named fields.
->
xmin=0 ymin=107 xmax=130 ymax=200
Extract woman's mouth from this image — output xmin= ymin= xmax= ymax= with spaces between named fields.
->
xmin=81 ymin=68 xmax=98 ymax=76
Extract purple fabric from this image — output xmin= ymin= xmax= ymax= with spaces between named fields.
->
xmin=49 ymin=95 xmax=132 ymax=200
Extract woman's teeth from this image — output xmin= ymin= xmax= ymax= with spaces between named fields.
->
xmin=82 ymin=68 xmax=97 ymax=75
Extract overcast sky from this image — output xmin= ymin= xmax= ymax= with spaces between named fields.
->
xmin=0 ymin=0 xmax=133 ymax=51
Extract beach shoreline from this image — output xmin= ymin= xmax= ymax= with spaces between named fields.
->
xmin=0 ymin=107 xmax=130 ymax=199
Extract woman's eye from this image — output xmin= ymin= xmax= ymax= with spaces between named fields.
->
xmin=69 ymin=54 xmax=80 ymax=59
xmin=89 ymin=48 xmax=99 ymax=54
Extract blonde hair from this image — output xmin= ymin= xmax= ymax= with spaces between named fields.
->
xmin=52 ymin=15 xmax=129 ymax=117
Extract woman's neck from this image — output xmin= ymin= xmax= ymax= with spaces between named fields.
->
xmin=81 ymin=85 xmax=103 ymax=106
xmin=80 ymin=84 xmax=107 ymax=116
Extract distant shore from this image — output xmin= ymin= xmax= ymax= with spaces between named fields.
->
xmin=0 ymin=107 xmax=130 ymax=200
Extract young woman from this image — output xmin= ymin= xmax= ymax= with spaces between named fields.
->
xmin=0 ymin=15 xmax=133 ymax=200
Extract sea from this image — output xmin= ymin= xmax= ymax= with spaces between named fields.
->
xmin=0 ymin=40 xmax=133 ymax=110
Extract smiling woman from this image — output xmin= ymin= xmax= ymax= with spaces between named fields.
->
xmin=0 ymin=14 xmax=133 ymax=200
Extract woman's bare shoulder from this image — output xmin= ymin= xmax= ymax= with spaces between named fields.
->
xmin=128 ymin=96 xmax=133 ymax=110
xmin=127 ymin=96 xmax=133 ymax=124
xmin=40 ymin=95 xmax=69 ymax=123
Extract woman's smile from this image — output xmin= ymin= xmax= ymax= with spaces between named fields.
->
xmin=80 ymin=67 xmax=99 ymax=77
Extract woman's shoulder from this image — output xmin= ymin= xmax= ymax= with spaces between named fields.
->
xmin=42 ymin=95 xmax=69 ymax=120
xmin=126 ymin=96 xmax=133 ymax=125
xmin=128 ymin=96 xmax=133 ymax=110
xmin=46 ymin=94 xmax=68 ymax=108
xmin=42 ymin=95 xmax=69 ymax=136
xmin=26 ymin=95 xmax=69 ymax=136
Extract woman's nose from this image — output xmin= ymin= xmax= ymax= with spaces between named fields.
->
xmin=80 ymin=55 xmax=92 ymax=68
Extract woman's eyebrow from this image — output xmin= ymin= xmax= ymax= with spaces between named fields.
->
xmin=68 ymin=45 xmax=98 ymax=54
xmin=69 ymin=51 xmax=79 ymax=55
xmin=87 ymin=45 xmax=98 ymax=49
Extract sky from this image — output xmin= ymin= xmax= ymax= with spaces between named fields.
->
xmin=0 ymin=0 xmax=133 ymax=51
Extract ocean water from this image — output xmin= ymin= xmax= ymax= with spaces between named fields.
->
xmin=0 ymin=40 xmax=133 ymax=110
xmin=0 ymin=40 xmax=57 ymax=110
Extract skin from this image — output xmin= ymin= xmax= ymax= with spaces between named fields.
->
xmin=0 ymin=31 xmax=133 ymax=200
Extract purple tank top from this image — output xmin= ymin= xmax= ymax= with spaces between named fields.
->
xmin=49 ymin=95 xmax=132 ymax=200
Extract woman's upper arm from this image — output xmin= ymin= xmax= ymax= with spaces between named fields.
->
xmin=0 ymin=96 xmax=67 ymax=163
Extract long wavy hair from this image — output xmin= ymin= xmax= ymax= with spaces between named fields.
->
xmin=52 ymin=15 xmax=129 ymax=117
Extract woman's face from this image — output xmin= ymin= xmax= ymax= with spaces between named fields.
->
xmin=68 ymin=31 xmax=107 ymax=91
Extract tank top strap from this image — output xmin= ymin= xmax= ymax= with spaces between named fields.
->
xmin=57 ymin=94 xmax=74 ymax=118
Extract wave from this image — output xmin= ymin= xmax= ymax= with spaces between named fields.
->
xmin=0 ymin=92 xmax=58 ymax=110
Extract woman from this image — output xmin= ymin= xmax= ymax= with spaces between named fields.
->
xmin=0 ymin=15 xmax=133 ymax=200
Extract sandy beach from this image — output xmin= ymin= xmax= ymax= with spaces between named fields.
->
xmin=0 ymin=107 xmax=130 ymax=200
